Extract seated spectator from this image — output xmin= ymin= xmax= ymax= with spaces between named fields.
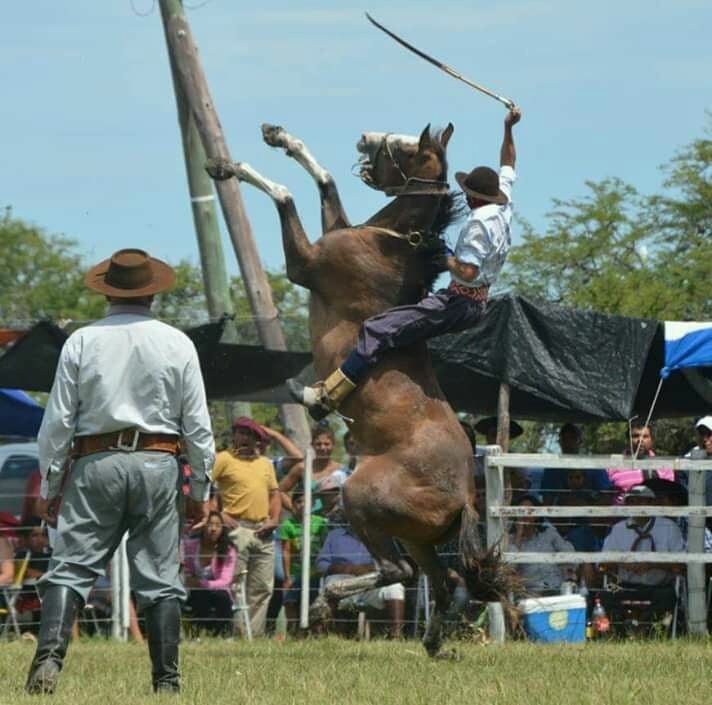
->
xmin=315 ymin=521 xmax=405 ymax=638
xmin=599 ymin=485 xmax=684 ymax=619
xmin=509 ymin=494 xmax=576 ymax=594
xmin=279 ymin=493 xmax=328 ymax=633
xmin=0 ymin=531 xmax=13 ymax=588
xmin=686 ymin=416 xmax=712 ymax=516
xmin=14 ymin=519 xmax=50 ymax=615
xmin=541 ymin=423 xmax=612 ymax=505
xmin=555 ymin=491 xmax=604 ymax=553
xmin=607 ymin=422 xmax=674 ymax=503
xmin=183 ymin=511 xmax=237 ymax=636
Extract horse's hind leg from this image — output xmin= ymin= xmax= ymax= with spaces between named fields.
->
xmin=403 ymin=541 xmax=458 ymax=659
xmin=261 ymin=124 xmax=351 ymax=233
xmin=205 ymin=158 xmax=316 ymax=288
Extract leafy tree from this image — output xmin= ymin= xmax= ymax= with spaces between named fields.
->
xmin=503 ymin=118 xmax=711 ymax=453
xmin=0 ymin=214 xmax=104 ymax=323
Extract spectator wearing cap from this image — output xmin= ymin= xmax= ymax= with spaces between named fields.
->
xmin=540 ymin=423 xmax=612 ymax=505
xmin=212 ymin=416 xmax=281 ymax=636
xmin=685 ymin=416 xmax=712 ymax=526
xmin=607 ymin=422 xmax=674 ymax=504
xmin=599 ymin=485 xmax=684 ymax=617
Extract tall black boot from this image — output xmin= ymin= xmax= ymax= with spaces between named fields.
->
xmin=144 ymin=598 xmax=181 ymax=694
xmin=25 ymin=585 xmax=83 ymax=695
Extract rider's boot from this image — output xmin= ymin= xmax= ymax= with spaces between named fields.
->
xmin=25 ymin=585 xmax=83 ymax=695
xmin=287 ymin=368 xmax=357 ymax=421
xmin=144 ymin=598 xmax=182 ymax=694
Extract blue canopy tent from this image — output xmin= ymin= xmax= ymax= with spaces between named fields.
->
xmin=0 ymin=388 xmax=44 ymax=438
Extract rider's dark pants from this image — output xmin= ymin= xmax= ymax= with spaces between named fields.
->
xmin=340 ymin=289 xmax=487 ymax=383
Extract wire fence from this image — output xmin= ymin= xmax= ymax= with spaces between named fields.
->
xmin=2 ymin=449 xmax=712 ymax=641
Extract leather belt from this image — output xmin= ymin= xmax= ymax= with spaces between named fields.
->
xmin=448 ymin=280 xmax=489 ymax=303
xmin=73 ymin=429 xmax=180 ymax=458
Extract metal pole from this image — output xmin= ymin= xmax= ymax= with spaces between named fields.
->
xmin=120 ymin=535 xmax=130 ymax=640
xmin=162 ymin=8 xmax=310 ymax=446
xmin=111 ymin=550 xmax=121 ymax=640
xmin=299 ymin=447 xmax=314 ymax=630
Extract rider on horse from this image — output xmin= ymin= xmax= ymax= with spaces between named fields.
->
xmin=288 ymin=107 xmax=522 ymax=420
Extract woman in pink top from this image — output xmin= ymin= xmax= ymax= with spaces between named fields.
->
xmin=183 ymin=511 xmax=237 ymax=635
xmin=607 ymin=424 xmax=674 ymax=503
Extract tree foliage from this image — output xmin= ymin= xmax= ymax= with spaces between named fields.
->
xmin=504 ymin=117 xmax=711 ymax=454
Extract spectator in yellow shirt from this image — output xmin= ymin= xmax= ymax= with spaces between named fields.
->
xmin=212 ymin=416 xmax=280 ymax=636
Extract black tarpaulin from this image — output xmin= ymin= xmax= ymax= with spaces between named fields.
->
xmin=429 ymin=295 xmax=710 ymax=421
xmin=0 ymin=297 xmax=708 ymax=420
xmin=0 ymin=319 xmax=311 ymax=402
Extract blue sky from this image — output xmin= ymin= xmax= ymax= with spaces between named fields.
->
xmin=2 ymin=0 xmax=710 ymax=277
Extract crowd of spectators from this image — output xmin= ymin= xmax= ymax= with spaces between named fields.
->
xmin=1 ymin=413 xmax=710 ymax=641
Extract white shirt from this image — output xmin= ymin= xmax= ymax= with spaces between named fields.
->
xmin=601 ymin=517 xmax=684 ymax=586
xmin=453 ymin=164 xmax=515 ymax=288
xmin=38 ymin=304 xmax=215 ymax=501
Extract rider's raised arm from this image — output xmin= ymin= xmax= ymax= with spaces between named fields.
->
xmin=500 ymin=107 xmax=522 ymax=169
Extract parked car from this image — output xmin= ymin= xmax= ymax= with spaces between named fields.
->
xmin=0 ymin=442 xmax=39 ymax=521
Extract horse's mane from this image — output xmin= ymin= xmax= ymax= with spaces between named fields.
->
xmin=420 ymin=190 xmax=467 ymax=291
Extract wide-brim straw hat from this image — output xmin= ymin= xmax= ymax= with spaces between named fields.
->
xmin=454 ymin=166 xmax=508 ymax=205
xmin=84 ymin=248 xmax=176 ymax=297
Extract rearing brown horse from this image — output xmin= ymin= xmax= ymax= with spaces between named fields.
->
xmin=207 ymin=123 xmax=510 ymax=657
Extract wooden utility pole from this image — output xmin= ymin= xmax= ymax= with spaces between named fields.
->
xmin=159 ymin=1 xmax=310 ymax=446
xmin=159 ymin=0 xmax=235 ymax=334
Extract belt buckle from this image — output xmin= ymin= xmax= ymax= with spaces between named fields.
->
xmin=115 ymin=429 xmax=140 ymax=452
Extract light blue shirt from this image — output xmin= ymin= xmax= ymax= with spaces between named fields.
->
xmin=453 ymin=165 xmax=515 ymax=288
xmin=38 ymin=304 xmax=215 ymax=501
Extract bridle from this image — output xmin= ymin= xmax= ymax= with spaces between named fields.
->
xmin=373 ymin=135 xmax=449 ymax=198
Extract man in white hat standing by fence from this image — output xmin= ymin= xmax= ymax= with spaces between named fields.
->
xmin=26 ymin=248 xmax=215 ymax=695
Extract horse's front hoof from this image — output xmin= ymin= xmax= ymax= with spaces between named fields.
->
xmin=205 ymin=157 xmax=235 ymax=180
xmin=261 ymin=124 xmax=286 ymax=147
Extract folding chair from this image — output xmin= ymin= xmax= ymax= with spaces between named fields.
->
xmin=0 ymin=551 xmax=32 ymax=639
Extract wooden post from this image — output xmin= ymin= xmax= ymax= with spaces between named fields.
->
xmin=687 ymin=463 xmax=708 ymax=636
xmin=495 ymin=382 xmax=511 ymax=452
xmin=162 ymin=7 xmax=310 ymax=446
xmin=485 ymin=450 xmax=505 ymax=550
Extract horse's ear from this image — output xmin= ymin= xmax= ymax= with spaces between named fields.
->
xmin=418 ymin=124 xmax=432 ymax=151
xmin=441 ymin=123 xmax=454 ymax=149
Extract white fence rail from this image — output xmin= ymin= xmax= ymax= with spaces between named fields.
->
xmin=484 ymin=451 xmax=712 ymax=635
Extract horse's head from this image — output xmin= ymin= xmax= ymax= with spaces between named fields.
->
xmin=356 ymin=123 xmax=454 ymax=196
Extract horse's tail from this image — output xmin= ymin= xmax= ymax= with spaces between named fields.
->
xmin=459 ymin=504 xmax=522 ymax=620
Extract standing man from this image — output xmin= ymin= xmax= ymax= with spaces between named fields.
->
xmin=288 ymin=108 xmax=522 ymax=420
xmin=26 ymin=249 xmax=215 ymax=695
xmin=212 ymin=416 xmax=281 ymax=636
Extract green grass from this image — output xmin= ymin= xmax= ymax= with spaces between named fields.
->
xmin=1 ymin=636 xmax=711 ymax=705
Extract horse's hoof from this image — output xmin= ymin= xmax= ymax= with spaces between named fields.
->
xmin=261 ymin=124 xmax=286 ymax=147
xmin=205 ymin=157 xmax=235 ymax=181
xmin=432 ymin=649 xmax=461 ymax=662
xmin=308 ymin=596 xmax=332 ymax=625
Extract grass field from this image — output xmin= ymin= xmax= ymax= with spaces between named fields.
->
xmin=1 ymin=636 xmax=711 ymax=705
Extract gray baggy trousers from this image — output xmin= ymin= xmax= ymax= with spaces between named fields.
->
xmin=39 ymin=450 xmax=186 ymax=609
xmin=354 ymin=289 xmax=487 ymax=369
